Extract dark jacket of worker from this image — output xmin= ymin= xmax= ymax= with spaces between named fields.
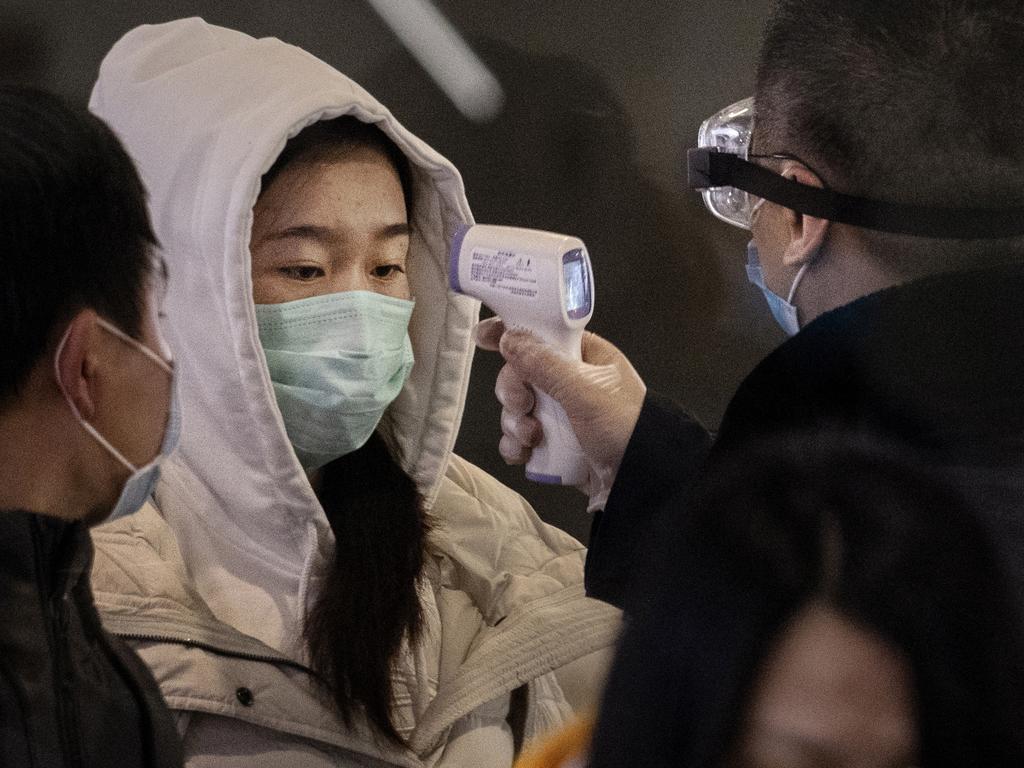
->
xmin=587 ymin=261 xmax=1024 ymax=609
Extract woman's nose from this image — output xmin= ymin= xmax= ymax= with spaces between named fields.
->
xmin=327 ymin=268 xmax=368 ymax=295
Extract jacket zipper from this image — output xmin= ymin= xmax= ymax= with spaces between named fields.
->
xmin=117 ymin=633 xmax=424 ymax=767
xmin=34 ymin=519 xmax=83 ymax=768
xmin=116 ymin=632 xmax=316 ymax=675
xmin=54 ymin=591 xmax=84 ymax=768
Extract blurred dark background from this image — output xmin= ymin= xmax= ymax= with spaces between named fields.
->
xmin=1 ymin=0 xmax=780 ymax=541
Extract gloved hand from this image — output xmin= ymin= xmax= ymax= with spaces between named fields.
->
xmin=475 ymin=317 xmax=647 ymax=511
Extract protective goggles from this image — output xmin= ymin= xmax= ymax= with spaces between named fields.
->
xmin=687 ymin=97 xmax=1024 ymax=239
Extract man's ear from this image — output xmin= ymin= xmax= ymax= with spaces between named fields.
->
xmin=54 ymin=308 xmax=101 ymax=421
xmin=780 ymin=164 xmax=830 ymax=267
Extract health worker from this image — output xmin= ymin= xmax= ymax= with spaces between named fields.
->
xmin=480 ymin=0 xmax=1024 ymax=612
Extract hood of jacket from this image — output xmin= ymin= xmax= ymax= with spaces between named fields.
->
xmin=89 ymin=17 xmax=480 ymax=655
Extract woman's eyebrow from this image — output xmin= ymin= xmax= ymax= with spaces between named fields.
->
xmin=378 ymin=222 xmax=411 ymax=238
xmin=266 ymin=224 xmax=333 ymax=243
xmin=265 ymin=222 xmax=410 ymax=243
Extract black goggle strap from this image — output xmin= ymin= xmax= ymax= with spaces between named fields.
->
xmin=687 ymin=147 xmax=1024 ymax=240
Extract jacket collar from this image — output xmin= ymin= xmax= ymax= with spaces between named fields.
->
xmin=0 ymin=510 xmax=90 ymax=601
xmin=720 ymin=260 xmax=1024 ymax=449
xmin=91 ymin=494 xmax=621 ymax=757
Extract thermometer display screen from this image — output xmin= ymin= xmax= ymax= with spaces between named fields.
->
xmin=563 ymin=249 xmax=592 ymax=319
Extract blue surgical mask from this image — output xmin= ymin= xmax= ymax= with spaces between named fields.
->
xmin=56 ymin=317 xmax=179 ymax=522
xmin=745 ymin=241 xmax=809 ymax=337
xmin=255 ymin=291 xmax=416 ymax=471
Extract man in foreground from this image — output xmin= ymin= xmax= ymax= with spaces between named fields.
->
xmin=0 ymin=85 xmax=182 ymax=767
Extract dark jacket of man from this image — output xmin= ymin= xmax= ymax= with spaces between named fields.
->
xmin=0 ymin=510 xmax=183 ymax=768
xmin=586 ymin=260 xmax=1024 ymax=609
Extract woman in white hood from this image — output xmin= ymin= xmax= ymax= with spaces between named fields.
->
xmin=87 ymin=17 xmax=619 ymax=768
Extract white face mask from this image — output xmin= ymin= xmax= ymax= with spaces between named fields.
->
xmin=55 ymin=317 xmax=179 ymax=521
xmin=254 ymin=290 xmax=415 ymax=471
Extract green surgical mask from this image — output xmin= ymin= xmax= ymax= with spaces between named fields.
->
xmin=255 ymin=291 xmax=415 ymax=471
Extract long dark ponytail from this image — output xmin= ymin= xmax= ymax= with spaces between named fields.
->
xmin=306 ymin=432 xmax=429 ymax=744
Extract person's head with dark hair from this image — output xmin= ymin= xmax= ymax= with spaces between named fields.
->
xmin=0 ymin=16 xmax=51 ymax=86
xmin=589 ymin=430 xmax=1024 ymax=767
xmin=690 ymin=0 xmax=1024 ymax=335
xmin=755 ymin=0 xmax=1024 ymax=219
xmin=0 ymin=84 xmax=172 ymax=525
xmin=0 ymin=84 xmax=158 ymax=401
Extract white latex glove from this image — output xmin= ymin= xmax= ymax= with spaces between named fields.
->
xmin=475 ymin=318 xmax=647 ymax=511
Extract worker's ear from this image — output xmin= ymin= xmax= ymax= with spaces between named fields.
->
xmin=779 ymin=163 xmax=829 ymax=268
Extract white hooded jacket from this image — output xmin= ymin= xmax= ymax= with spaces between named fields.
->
xmin=87 ymin=18 xmax=619 ymax=768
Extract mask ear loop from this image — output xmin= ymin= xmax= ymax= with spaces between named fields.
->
xmin=753 ymin=162 xmax=823 ymax=307
xmin=54 ymin=322 xmax=140 ymax=473
xmin=748 ymin=184 xmax=814 ymax=305
xmin=95 ymin=316 xmax=173 ymax=374
xmin=748 ymin=196 xmax=766 ymax=229
xmin=786 ymin=261 xmax=811 ymax=304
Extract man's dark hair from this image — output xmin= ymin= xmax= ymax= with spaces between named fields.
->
xmin=754 ymin=0 xmax=1024 ymax=270
xmin=0 ymin=85 xmax=157 ymax=402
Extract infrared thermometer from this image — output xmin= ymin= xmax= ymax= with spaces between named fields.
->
xmin=450 ymin=224 xmax=595 ymax=486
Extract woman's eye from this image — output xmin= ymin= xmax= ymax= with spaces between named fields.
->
xmin=372 ymin=264 xmax=405 ymax=279
xmin=280 ymin=265 xmax=324 ymax=280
